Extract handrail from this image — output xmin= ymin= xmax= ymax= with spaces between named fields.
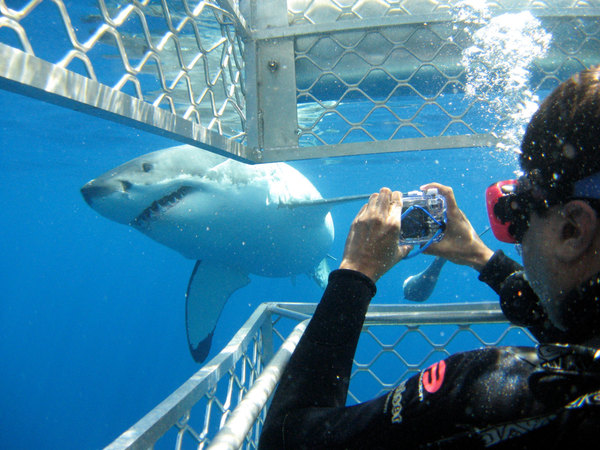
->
xmin=207 ymin=321 xmax=308 ymax=450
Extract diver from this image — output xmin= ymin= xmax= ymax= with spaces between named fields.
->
xmin=258 ymin=66 xmax=600 ymax=448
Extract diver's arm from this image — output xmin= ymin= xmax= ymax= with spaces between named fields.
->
xmin=477 ymin=249 xmax=545 ymax=328
xmin=258 ymin=269 xmax=376 ymax=449
xmin=478 ymin=249 xmax=524 ymax=294
xmin=260 ymin=188 xmax=410 ymax=449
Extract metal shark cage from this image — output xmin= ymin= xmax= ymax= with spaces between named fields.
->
xmin=2 ymin=0 xmax=599 ymax=164
xmin=105 ymin=302 xmax=537 ymax=449
xmin=1 ymin=0 xmax=600 ymax=448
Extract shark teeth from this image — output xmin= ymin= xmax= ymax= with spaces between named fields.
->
xmin=132 ymin=186 xmax=192 ymax=228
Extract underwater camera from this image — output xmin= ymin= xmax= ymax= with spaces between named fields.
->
xmin=400 ymin=189 xmax=447 ymax=245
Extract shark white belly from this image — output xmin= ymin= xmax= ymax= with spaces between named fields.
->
xmin=81 ymin=145 xmax=335 ymax=362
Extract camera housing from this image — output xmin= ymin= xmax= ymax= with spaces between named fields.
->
xmin=400 ymin=189 xmax=446 ymax=244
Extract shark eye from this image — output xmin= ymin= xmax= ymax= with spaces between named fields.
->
xmin=142 ymin=163 xmax=153 ymax=173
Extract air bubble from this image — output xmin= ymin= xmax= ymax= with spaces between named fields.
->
xmin=562 ymin=144 xmax=576 ymax=159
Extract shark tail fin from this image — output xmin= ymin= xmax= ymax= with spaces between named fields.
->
xmin=186 ymin=261 xmax=250 ymax=363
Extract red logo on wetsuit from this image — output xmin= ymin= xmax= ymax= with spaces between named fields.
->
xmin=422 ymin=360 xmax=446 ymax=394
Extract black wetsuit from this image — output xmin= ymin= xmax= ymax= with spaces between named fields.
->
xmin=259 ymin=252 xmax=600 ymax=449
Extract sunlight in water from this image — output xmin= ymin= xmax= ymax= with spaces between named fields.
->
xmin=452 ymin=0 xmax=552 ymax=158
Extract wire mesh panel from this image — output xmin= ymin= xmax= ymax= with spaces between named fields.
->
xmin=350 ymin=320 xmax=535 ymax=402
xmin=260 ymin=0 xmax=600 ymax=161
xmin=0 ymin=0 xmax=250 ymax=159
xmin=106 ymin=301 xmax=537 ymax=449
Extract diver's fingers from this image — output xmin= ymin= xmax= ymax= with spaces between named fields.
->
xmin=420 ymin=182 xmax=459 ymax=214
xmin=360 ymin=192 xmax=379 ymax=216
xmin=356 ymin=202 xmax=369 ymax=217
xmin=358 ymin=188 xmax=401 ymax=226
xmin=375 ymin=187 xmax=393 ymax=209
xmin=398 ymin=244 xmax=413 ymax=260
xmin=388 ymin=189 xmax=402 ymax=213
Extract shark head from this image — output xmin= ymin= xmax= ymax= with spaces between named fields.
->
xmin=81 ymin=145 xmax=335 ymax=273
xmin=81 ymin=145 xmax=228 ymax=226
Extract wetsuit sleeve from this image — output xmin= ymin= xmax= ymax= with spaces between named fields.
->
xmin=478 ymin=250 xmax=567 ymax=343
xmin=259 ymin=269 xmax=376 ymax=450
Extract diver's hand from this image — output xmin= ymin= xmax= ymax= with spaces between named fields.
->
xmin=420 ymin=183 xmax=494 ymax=272
xmin=340 ymin=188 xmax=413 ymax=282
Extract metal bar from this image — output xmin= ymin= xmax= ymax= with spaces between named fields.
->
xmin=257 ymin=134 xmax=499 ymax=163
xmin=254 ymin=37 xmax=299 ymax=150
xmin=283 ymin=194 xmax=372 ymax=209
xmin=207 ymin=321 xmax=308 ymax=450
xmin=259 ymin=309 xmax=275 ymax=368
xmin=267 ymin=304 xmax=315 ymax=322
xmin=251 ymin=8 xmax=600 ymax=40
xmin=0 ymin=43 xmax=256 ymax=163
xmin=267 ymin=301 xmax=507 ymax=325
xmin=244 ymin=0 xmax=299 ymax=152
xmin=253 ymin=13 xmax=452 ymax=40
xmin=105 ymin=304 xmax=273 ymax=450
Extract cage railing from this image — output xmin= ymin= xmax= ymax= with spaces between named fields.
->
xmin=105 ymin=301 xmax=537 ymax=449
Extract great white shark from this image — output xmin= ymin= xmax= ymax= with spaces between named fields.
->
xmin=81 ymin=145 xmax=363 ymax=362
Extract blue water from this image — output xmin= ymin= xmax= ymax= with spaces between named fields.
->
xmin=0 ymin=2 xmax=535 ymax=447
xmin=0 ymin=85 xmax=525 ymax=448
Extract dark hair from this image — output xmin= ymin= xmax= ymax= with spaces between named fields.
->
xmin=520 ymin=66 xmax=600 ymax=204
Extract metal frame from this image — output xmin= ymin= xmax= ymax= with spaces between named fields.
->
xmin=105 ymin=303 xmax=279 ymax=449
xmin=0 ymin=42 xmax=249 ymax=160
xmin=105 ymin=301 xmax=536 ymax=449
xmin=0 ymin=0 xmax=254 ymax=161
xmin=2 ymin=1 xmax=599 ymax=163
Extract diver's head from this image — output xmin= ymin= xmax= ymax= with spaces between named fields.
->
xmin=520 ymin=65 xmax=600 ymax=205
xmin=515 ymin=66 xmax=600 ymax=332
xmin=488 ymin=67 xmax=600 ymax=244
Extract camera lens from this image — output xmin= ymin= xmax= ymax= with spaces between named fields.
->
xmin=400 ymin=207 xmax=431 ymax=241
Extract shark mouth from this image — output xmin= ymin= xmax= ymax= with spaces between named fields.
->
xmin=131 ymin=186 xmax=192 ymax=228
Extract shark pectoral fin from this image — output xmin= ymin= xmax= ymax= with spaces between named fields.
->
xmin=308 ymin=257 xmax=331 ymax=289
xmin=186 ymin=261 xmax=251 ymax=363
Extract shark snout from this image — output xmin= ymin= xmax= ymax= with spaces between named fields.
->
xmin=81 ymin=184 xmax=103 ymax=205
xmin=80 ymin=178 xmax=141 ymax=225
xmin=80 ymin=182 xmax=113 ymax=205
xmin=81 ymin=179 xmax=133 ymax=205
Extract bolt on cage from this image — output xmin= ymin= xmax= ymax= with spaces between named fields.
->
xmin=1 ymin=1 xmax=600 ymax=449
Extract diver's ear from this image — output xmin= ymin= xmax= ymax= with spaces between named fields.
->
xmin=555 ymin=200 xmax=598 ymax=262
